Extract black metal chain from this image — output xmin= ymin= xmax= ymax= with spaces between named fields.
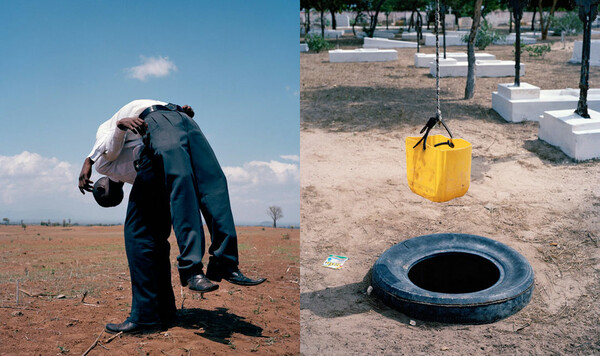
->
xmin=413 ymin=0 xmax=454 ymax=151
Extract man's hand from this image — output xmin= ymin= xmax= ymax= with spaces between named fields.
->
xmin=182 ymin=105 xmax=195 ymax=118
xmin=78 ymin=157 xmax=94 ymax=194
xmin=117 ymin=117 xmax=148 ymax=136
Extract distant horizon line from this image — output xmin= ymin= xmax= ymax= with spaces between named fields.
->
xmin=0 ymin=219 xmax=300 ymax=228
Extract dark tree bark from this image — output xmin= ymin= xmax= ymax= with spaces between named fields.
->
xmin=538 ymin=0 xmax=558 ymax=40
xmin=364 ymin=0 xmax=386 ymax=37
xmin=464 ymin=0 xmax=483 ymax=99
xmin=320 ymin=9 xmax=325 ymax=37
xmin=329 ymin=8 xmax=337 ymax=29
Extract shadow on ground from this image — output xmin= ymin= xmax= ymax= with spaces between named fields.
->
xmin=301 ymin=86 xmax=508 ymax=132
xmin=523 ymin=139 xmax=573 ymax=164
xmin=174 ymin=307 xmax=264 ymax=345
xmin=300 ymin=270 xmax=417 ymax=326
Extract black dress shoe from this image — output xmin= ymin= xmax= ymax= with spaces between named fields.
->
xmin=105 ymin=320 xmax=162 ymax=334
xmin=184 ymin=273 xmax=219 ymax=292
xmin=206 ymin=267 xmax=266 ymax=286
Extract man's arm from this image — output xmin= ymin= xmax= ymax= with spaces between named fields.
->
xmin=78 ymin=157 xmax=94 ymax=194
xmin=102 ymin=117 xmax=147 ymax=161
xmin=117 ymin=117 xmax=147 ymax=135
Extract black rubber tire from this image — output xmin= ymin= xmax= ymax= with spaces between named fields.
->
xmin=371 ymin=233 xmax=534 ymax=324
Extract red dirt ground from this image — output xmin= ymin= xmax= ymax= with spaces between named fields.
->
xmin=0 ymin=225 xmax=299 ymax=355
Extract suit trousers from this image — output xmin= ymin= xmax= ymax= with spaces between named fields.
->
xmin=124 ymin=149 xmax=176 ymax=324
xmin=143 ymin=109 xmax=239 ymax=277
xmin=123 ymin=108 xmax=240 ymax=323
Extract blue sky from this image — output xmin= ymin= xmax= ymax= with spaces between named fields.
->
xmin=0 ymin=1 xmax=300 ymax=225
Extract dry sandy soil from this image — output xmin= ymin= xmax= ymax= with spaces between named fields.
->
xmin=0 ymin=225 xmax=299 ymax=355
xmin=300 ymin=35 xmax=600 ymax=355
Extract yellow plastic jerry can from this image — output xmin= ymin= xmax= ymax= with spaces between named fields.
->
xmin=405 ymin=134 xmax=472 ymax=202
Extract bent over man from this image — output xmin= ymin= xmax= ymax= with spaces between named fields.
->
xmin=79 ymin=99 xmax=265 ymax=333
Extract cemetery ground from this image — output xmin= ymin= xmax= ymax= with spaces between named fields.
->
xmin=301 ymin=36 xmax=600 ymax=355
xmin=0 ymin=225 xmax=299 ymax=355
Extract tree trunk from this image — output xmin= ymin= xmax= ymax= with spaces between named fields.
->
xmin=273 ymin=219 xmax=277 ymax=228
xmin=509 ymin=11 xmax=513 ymax=33
xmin=531 ymin=6 xmax=537 ymax=32
xmin=352 ymin=13 xmax=358 ymax=36
xmin=320 ymin=10 xmax=325 ymax=37
xmin=409 ymin=10 xmax=415 ymax=31
xmin=306 ymin=10 xmax=311 ymax=33
xmin=576 ymin=13 xmax=592 ymax=118
xmin=329 ymin=8 xmax=337 ymax=29
xmin=538 ymin=0 xmax=558 ymax=40
xmin=366 ymin=0 xmax=386 ymax=37
xmin=464 ymin=0 xmax=483 ymax=99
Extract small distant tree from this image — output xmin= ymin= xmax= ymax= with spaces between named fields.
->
xmin=2 ymin=218 xmax=8 ymax=225
xmin=21 ymin=220 xmax=26 ymax=231
xmin=267 ymin=206 xmax=284 ymax=228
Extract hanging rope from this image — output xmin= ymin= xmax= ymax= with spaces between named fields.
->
xmin=413 ymin=0 xmax=454 ymax=150
xmin=435 ymin=0 xmax=441 ymax=122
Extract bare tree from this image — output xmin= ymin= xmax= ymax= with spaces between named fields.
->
xmin=267 ymin=206 xmax=284 ymax=228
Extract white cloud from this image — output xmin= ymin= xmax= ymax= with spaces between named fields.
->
xmin=0 ymin=152 xmax=299 ymax=225
xmin=223 ymin=160 xmax=299 ymax=186
xmin=285 ymin=85 xmax=299 ymax=97
xmin=280 ymin=155 xmax=299 ymax=162
xmin=0 ymin=152 xmax=76 ymax=205
xmin=222 ymin=159 xmax=299 ymax=223
xmin=126 ymin=56 xmax=177 ymax=81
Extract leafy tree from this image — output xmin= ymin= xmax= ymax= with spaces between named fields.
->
xmin=537 ymin=0 xmax=561 ymax=39
xmin=551 ymin=11 xmax=583 ymax=35
xmin=303 ymin=0 xmax=329 ymax=37
xmin=301 ymin=0 xmax=312 ymax=33
xmin=2 ymin=218 xmax=8 ymax=225
xmin=326 ymin=0 xmax=347 ymax=29
xmin=267 ymin=206 xmax=284 ymax=228
xmin=305 ymin=33 xmax=334 ymax=52
xmin=385 ymin=0 xmax=430 ymax=32
xmin=358 ymin=0 xmax=387 ymax=37
xmin=382 ymin=0 xmax=395 ymax=29
xmin=347 ymin=0 xmax=370 ymax=36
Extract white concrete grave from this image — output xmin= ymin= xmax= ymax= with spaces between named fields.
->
xmin=539 ymin=109 xmax=600 ymax=161
xmin=458 ymin=17 xmax=472 ymax=29
xmin=424 ymin=32 xmax=467 ymax=46
xmin=402 ymin=30 xmax=431 ymax=41
xmin=335 ymin=14 xmax=350 ymax=28
xmin=307 ymin=29 xmax=345 ymax=38
xmin=445 ymin=15 xmax=456 ymax=30
xmin=569 ymin=40 xmax=600 ymax=66
xmin=492 ymin=85 xmax=600 ymax=122
xmin=329 ymin=48 xmax=398 ymax=63
xmin=364 ymin=37 xmax=417 ymax=49
xmin=300 ymin=43 xmax=309 ymax=52
xmin=430 ymin=59 xmax=524 ymax=77
xmin=494 ymin=33 xmax=537 ymax=45
xmin=414 ymin=52 xmax=495 ymax=67
xmin=356 ymin=30 xmax=399 ymax=39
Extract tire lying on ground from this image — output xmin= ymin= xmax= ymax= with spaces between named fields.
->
xmin=371 ymin=233 xmax=534 ymax=324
